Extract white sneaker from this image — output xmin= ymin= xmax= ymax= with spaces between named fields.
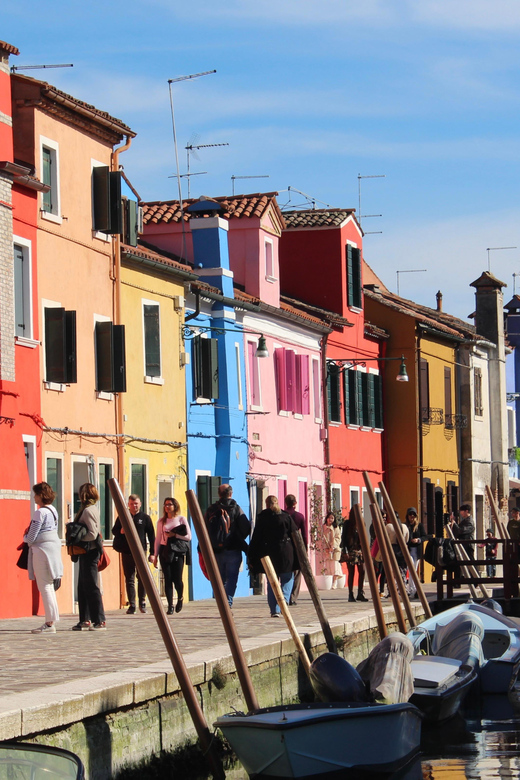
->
xmin=31 ymin=623 xmax=56 ymax=634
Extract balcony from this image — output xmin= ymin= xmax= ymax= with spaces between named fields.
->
xmin=445 ymin=413 xmax=468 ymax=430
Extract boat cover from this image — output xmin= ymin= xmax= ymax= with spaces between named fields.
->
xmin=309 ymin=653 xmax=368 ymax=703
xmin=356 ymin=632 xmax=415 ymax=704
xmin=431 ymin=611 xmax=485 ymax=669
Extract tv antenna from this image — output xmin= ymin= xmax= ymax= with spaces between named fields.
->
xmin=231 ymin=175 xmax=269 ymax=196
xmin=486 ymin=246 xmax=516 ymax=272
xmin=183 ymin=137 xmax=229 ymax=198
xmin=10 ymin=63 xmax=73 ymax=73
xmin=278 ymin=186 xmax=330 ymax=211
xmin=396 ymin=269 xmax=427 ymax=297
xmin=358 ymin=174 xmax=385 ymax=233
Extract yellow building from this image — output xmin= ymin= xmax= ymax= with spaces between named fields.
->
xmin=120 ymin=243 xmax=197 ymax=599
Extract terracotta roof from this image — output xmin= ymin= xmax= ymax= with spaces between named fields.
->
xmin=280 ymin=294 xmax=353 ymax=329
xmin=143 ymin=193 xmax=285 ymax=226
xmin=282 ymin=208 xmax=357 ymax=229
xmin=0 ymin=40 xmax=19 ymax=56
xmin=121 ymin=243 xmax=195 ymax=277
xmin=365 ymin=322 xmax=389 ymax=340
xmin=12 ymin=74 xmax=134 ymax=141
xmin=364 ymin=287 xmax=477 ymax=341
xmin=234 ymin=290 xmax=330 ymax=331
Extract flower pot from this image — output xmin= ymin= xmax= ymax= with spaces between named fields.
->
xmin=315 ymin=574 xmax=333 ymax=590
xmin=334 ymin=574 xmax=346 ymax=589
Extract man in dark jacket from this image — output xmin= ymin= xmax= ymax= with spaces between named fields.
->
xmin=112 ymin=494 xmax=155 ymax=614
xmin=204 ymin=484 xmax=250 ymax=607
xmin=285 ymin=494 xmax=307 ymax=606
xmin=450 ymin=503 xmax=475 ymax=560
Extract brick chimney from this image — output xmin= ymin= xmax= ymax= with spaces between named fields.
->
xmin=436 ymin=291 xmax=442 ymax=312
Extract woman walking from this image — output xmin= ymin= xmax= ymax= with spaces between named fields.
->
xmin=154 ymin=497 xmax=191 ymax=614
xmin=249 ymin=496 xmax=297 ymax=617
xmin=405 ymin=507 xmax=425 ymax=598
xmin=319 ymin=512 xmax=343 ymax=589
xmin=341 ymin=508 xmax=368 ymax=602
xmin=72 ymin=483 xmax=106 ymax=631
xmin=25 ymin=482 xmax=63 ymax=634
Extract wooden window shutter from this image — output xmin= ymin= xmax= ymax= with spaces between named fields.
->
xmin=444 ymin=366 xmax=452 ymax=420
xmin=474 ymin=367 xmax=483 ymax=415
xmin=196 ymin=476 xmax=210 ymax=515
xmin=209 ymin=338 xmax=219 ymax=399
xmin=356 ymin=371 xmax=364 ymax=425
xmin=65 ymin=310 xmax=77 ymax=384
xmin=200 ymin=337 xmax=213 ymax=399
xmin=294 ymin=354 xmax=303 ymax=415
xmin=347 ymin=368 xmax=358 ymax=425
xmin=327 ymin=364 xmax=341 ymax=423
xmin=143 ymin=304 xmax=160 ymax=377
xmin=248 ymin=342 xmax=259 ymax=406
xmin=360 ymin=372 xmax=370 ymax=426
xmin=346 ymin=244 xmax=354 ymax=307
xmin=367 ymin=373 xmax=376 ymax=428
xmin=274 ymin=348 xmax=287 ymax=412
xmin=301 ymin=355 xmax=310 ymax=415
xmin=343 ymin=369 xmax=350 ymax=423
xmin=419 ymin=358 xmax=430 ymax=423
xmin=93 ymin=167 xmax=122 ymax=234
xmin=351 ymin=247 xmax=362 ymax=308
xmin=14 ymin=244 xmax=25 ymax=337
xmin=42 ymin=147 xmax=53 ymax=212
xmin=45 ymin=307 xmax=67 ymax=383
xmin=95 ymin=321 xmax=114 ymax=393
xmin=286 ymin=350 xmax=296 ymax=412
xmin=113 ymin=325 xmax=126 ymax=393
xmin=374 ymin=373 xmax=384 ymax=429
xmin=125 ymin=198 xmax=138 ymax=246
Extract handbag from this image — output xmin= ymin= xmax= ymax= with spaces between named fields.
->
xmin=98 ymin=548 xmax=111 ymax=572
xmin=53 ymin=578 xmax=61 ymax=591
xmin=16 ymin=542 xmax=29 ymax=570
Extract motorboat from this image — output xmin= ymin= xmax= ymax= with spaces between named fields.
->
xmin=408 ymin=601 xmax=520 ymax=694
xmin=0 ymin=742 xmax=84 ymax=779
xmin=215 ymin=644 xmax=423 ymax=778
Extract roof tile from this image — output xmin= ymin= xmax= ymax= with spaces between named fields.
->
xmin=143 ymin=193 xmax=284 ymax=226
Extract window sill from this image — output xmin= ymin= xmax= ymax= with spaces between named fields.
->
xmin=314 ymin=417 xmax=323 ymax=424
xmin=40 ymin=210 xmax=63 ymax=225
xmin=194 ymin=397 xmax=213 ymax=404
xmin=294 ymin=413 xmax=303 ymax=420
xmin=329 ymin=420 xmax=342 ymax=426
xmin=250 ymin=404 xmax=264 ymax=413
xmin=347 ymin=423 xmax=360 ymax=430
xmin=144 ymin=376 xmax=164 ymax=385
xmin=265 ymin=275 xmax=278 ymax=283
xmin=44 ymin=381 xmax=66 ymax=393
xmin=373 ymin=427 xmax=383 ymax=434
xmin=348 ymin=305 xmax=363 ymax=314
xmin=278 ymin=410 xmax=289 ymax=417
xmin=92 ymin=230 xmax=110 ymax=243
xmin=96 ymin=391 xmax=114 ymax=401
xmin=15 ymin=336 xmax=39 ymax=349
xmin=360 ymin=426 xmax=372 ymax=432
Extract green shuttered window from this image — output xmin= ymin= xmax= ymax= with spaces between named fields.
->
xmin=193 ymin=336 xmax=219 ymax=400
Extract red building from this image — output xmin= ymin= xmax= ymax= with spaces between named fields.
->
xmin=279 ymin=209 xmax=387 ymax=523
xmin=0 ymin=41 xmax=47 ymax=617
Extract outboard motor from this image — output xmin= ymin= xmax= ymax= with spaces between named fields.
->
xmin=310 ymin=653 xmax=368 ymax=703
xmin=481 ymin=598 xmax=503 ymax=614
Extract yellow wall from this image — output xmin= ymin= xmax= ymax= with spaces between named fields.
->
xmin=120 ymin=261 xmax=189 ymax=599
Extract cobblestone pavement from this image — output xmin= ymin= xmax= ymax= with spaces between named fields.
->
xmin=0 ymin=586 xmax=438 ymax=697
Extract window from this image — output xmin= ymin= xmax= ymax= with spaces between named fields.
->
xmin=312 ymin=358 xmax=322 ymax=421
xmin=373 ymin=373 xmax=383 ymax=429
xmin=131 ymin=463 xmax=147 ymax=513
xmin=92 ymin=166 xmax=122 ymax=235
xmin=40 ymin=138 xmax=61 ymax=222
xmin=474 ymin=367 xmax=483 ymax=416
xmin=235 ymin=343 xmax=243 ymax=410
xmin=46 ymin=457 xmax=63 ymax=537
xmin=350 ymin=488 xmax=360 ymax=511
xmin=44 ymin=307 xmax=77 ymax=384
xmin=265 ymin=238 xmax=275 ymax=280
xmin=142 ymin=301 xmax=161 ymax=380
xmin=419 ymin=358 xmax=430 ymax=423
xmin=278 ymin=478 xmax=288 ymax=504
xmin=95 ymin=320 xmax=126 ymax=393
xmin=327 ymin=363 xmax=342 ymax=423
xmin=99 ymin=463 xmax=113 ymax=539
xmin=275 ymin=348 xmax=310 ymax=415
xmin=344 ymin=368 xmax=361 ymax=425
xmin=196 ymin=474 xmax=221 ymax=515
xmin=14 ymin=240 xmax=33 ymax=339
xmin=444 ymin=366 xmax=453 ymax=427
xmin=331 ymin=485 xmax=342 ymax=515
xmin=346 ymin=243 xmax=362 ymax=309
xmin=247 ymin=341 xmax=261 ymax=408
xmin=193 ymin=335 xmax=219 ymax=400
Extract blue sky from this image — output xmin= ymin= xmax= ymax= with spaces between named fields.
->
xmin=5 ymin=1 xmax=520 ymax=318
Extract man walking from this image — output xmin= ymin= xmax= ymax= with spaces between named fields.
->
xmin=450 ymin=503 xmax=475 ymax=560
xmin=284 ymin=494 xmax=307 ymax=606
xmin=112 ymin=495 xmax=155 ymax=614
xmin=204 ymin=484 xmax=250 ymax=607
xmin=508 ymin=507 xmax=520 ymax=541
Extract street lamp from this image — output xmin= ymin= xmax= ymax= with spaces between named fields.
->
xmin=183 ymin=325 xmax=269 ymax=359
xmin=327 ymin=355 xmax=408 ymax=383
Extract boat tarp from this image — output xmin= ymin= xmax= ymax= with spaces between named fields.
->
xmin=431 ymin=611 xmax=485 ymax=669
xmin=356 ymin=632 xmax=415 ymax=704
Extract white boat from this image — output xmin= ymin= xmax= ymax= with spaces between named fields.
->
xmin=215 ymin=700 xmax=422 ymax=778
xmin=408 ymin=601 xmax=520 ymax=694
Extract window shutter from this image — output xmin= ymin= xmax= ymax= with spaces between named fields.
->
xmin=109 ymin=171 xmax=123 ymax=235
xmin=312 ymin=359 xmax=321 ymax=419
xmin=346 ymin=244 xmax=354 ymax=307
xmin=247 ymin=342 xmax=257 ymax=406
xmin=274 ymin=348 xmax=287 ymax=412
xmin=374 ymin=373 xmax=384 ymax=429
xmin=356 ymin=371 xmax=364 ymax=425
xmin=200 ymin=338 xmax=212 ymax=399
xmin=126 ymin=199 xmax=138 ymax=246
xmin=352 ymin=247 xmax=362 ymax=308
xmin=286 ymin=350 xmax=296 ymax=412
xmin=14 ymin=245 xmax=25 ymax=337
xmin=327 ymin=364 xmax=341 ymax=423
xmin=93 ymin=167 xmax=122 ymax=234
xmin=444 ymin=366 xmax=452 ymax=421
xmin=96 ymin=321 xmax=114 ymax=392
xmin=196 ymin=475 xmax=210 ymax=515
xmin=143 ymin=304 xmax=160 ymax=377
xmin=209 ymin=338 xmax=219 ymax=399
xmin=294 ymin=354 xmax=302 ymax=415
xmin=419 ymin=359 xmax=430 ymax=422
xmin=367 ymin=373 xmax=376 ymax=427
xmin=300 ymin=355 xmax=310 ymax=415
xmin=210 ymin=476 xmax=221 ymax=505
xmin=343 ymin=369 xmax=350 ymax=423
xmin=45 ymin=308 xmax=67 ymax=383
xmin=347 ymin=369 xmax=358 ymax=424
xmin=65 ymin=310 xmax=77 ymax=384
xmin=42 ymin=147 xmax=53 ymax=212
xmin=360 ymin=372 xmax=370 ymax=426
xmin=113 ymin=325 xmax=126 ymax=393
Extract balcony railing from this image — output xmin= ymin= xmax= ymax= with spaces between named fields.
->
xmin=445 ymin=413 xmax=468 ymax=430
xmin=421 ymin=407 xmax=444 ymax=425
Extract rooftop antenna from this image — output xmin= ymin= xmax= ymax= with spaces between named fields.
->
xmin=231 ymin=175 xmax=269 ymax=196
xmin=168 ymin=70 xmax=217 ymax=261
xmin=396 ymin=269 xmax=427 ymax=297
xmin=278 ymin=186 xmax=331 ymax=211
xmin=358 ymin=174 xmax=385 ymax=234
xmin=486 ymin=246 xmax=516 ymax=272
xmin=184 ymin=139 xmax=229 ymax=198
xmin=10 ymin=63 xmax=73 ymax=73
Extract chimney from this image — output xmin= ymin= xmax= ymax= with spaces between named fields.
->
xmin=436 ymin=291 xmax=443 ymax=312
xmin=187 ymin=197 xmax=234 ymax=298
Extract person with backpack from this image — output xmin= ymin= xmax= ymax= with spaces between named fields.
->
xmin=204 ymin=484 xmax=250 ymax=607
xmin=248 ymin=495 xmax=297 ymax=617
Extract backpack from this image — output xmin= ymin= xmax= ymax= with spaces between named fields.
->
xmin=206 ymin=505 xmax=231 ymax=552
xmin=65 ymin=520 xmax=88 ymax=556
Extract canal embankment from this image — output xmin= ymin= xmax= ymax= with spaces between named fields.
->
xmin=0 ymin=589 xmax=431 ymax=779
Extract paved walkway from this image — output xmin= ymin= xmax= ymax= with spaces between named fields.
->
xmin=0 ymin=585 xmax=440 ymax=698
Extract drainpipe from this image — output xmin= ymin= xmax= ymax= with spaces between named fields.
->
xmin=112 ymin=134 xmax=132 ymax=489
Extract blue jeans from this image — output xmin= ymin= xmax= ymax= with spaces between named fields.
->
xmin=215 ymin=548 xmax=242 ymax=606
xmin=267 ymin=572 xmax=294 ymax=615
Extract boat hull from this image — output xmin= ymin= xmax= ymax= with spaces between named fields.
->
xmin=215 ymin=701 xmax=422 ymax=778
xmin=411 ymin=666 xmax=478 ymax=723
